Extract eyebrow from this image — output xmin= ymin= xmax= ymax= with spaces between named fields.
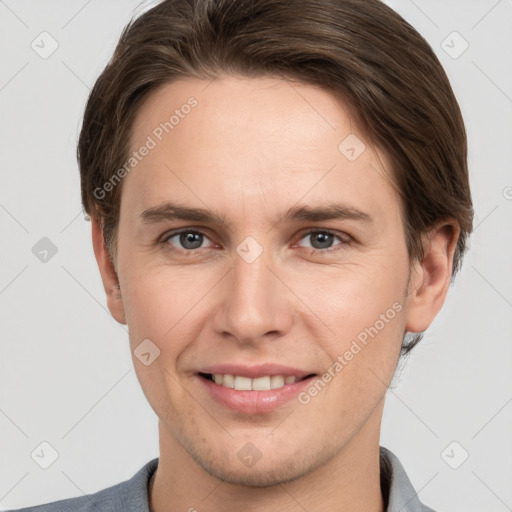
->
xmin=139 ymin=200 xmax=373 ymax=227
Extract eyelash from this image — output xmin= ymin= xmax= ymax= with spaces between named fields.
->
xmin=160 ymin=228 xmax=352 ymax=256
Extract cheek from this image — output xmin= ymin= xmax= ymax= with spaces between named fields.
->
xmin=299 ymin=274 xmax=406 ymax=432
xmin=292 ymin=257 xmax=407 ymax=340
xmin=121 ymin=272 xmax=199 ymax=413
xmin=288 ymin=252 xmax=408 ymax=396
xmin=120 ymin=264 xmax=222 ymax=379
xmin=119 ymin=266 xmax=186 ymax=351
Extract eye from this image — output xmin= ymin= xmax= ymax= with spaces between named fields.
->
xmin=296 ymin=230 xmax=350 ymax=254
xmin=160 ymin=228 xmax=351 ymax=256
xmin=162 ymin=229 xmax=215 ymax=253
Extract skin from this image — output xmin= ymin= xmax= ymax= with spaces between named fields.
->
xmin=92 ymin=76 xmax=459 ymax=512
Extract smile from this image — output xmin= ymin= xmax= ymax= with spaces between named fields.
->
xmin=196 ymin=369 xmax=317 ymax=414
xmin=199 ymin=373 xmax=314 ymax=391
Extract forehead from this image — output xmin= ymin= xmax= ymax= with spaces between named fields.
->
xmin=130 ymin=75 xmax=356 ymax=162
xmin=122 ymin=75 xmax=400 ymax=227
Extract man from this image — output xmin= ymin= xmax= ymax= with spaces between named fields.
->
xmin=10 ymin=0 xmax=473 ymax=510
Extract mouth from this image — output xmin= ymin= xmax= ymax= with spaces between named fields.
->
xmin=196 ymin=368 xmax=318 ymax=414
xmin=198 ymin=372 xmax=316 ymax=391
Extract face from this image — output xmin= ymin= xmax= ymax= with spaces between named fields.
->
xmin=95 ymin=76 xmax=441 ymax=487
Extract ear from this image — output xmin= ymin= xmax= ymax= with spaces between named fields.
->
xmin=91 ymin=219 xmax=127 ymax=325
xmin=405 ymin=221 xmax=460 ymax=333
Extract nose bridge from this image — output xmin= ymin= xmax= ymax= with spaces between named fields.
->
xmin=214 ymin=242 xmax=293 ymax=343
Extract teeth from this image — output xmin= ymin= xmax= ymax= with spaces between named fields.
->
xmin=270 ymin=375 xmax=285 ymax=389
xmin=234 ymin=376 xmax=252 ymax=390
xmin=252 ymin=376 xmax=271 ymax=390
xmin=222 ymin=374 xmax=234 ymax=388
xmin=211 ymin=374 xmax=297 ymax=391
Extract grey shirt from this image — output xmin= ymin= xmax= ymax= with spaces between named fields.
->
xmin=7 ymin=446 xmax=435 ymax=511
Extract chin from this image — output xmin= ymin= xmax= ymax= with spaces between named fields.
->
xmin=184 ymin=440 xmax=328 ymax=488
xmin=203 ymin=460 xmax=312 ymax=488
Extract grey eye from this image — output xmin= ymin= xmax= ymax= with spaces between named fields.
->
xmin=299 ymin=231 xmax=341 ymax=250
xmin=165 ymin=230 xmax=212 ymax=251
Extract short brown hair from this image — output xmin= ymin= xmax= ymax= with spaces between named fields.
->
xmin=77 ymin=0 xmax=473 ymax=354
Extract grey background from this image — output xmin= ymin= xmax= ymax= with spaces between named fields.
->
xmin=0 ymin=0 xmax=511 ymax=510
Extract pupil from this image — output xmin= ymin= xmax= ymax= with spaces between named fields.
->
xmin=312 ymin=232 xmax=333 ymax=249
xmin=181 ymin=232 xmax=202 ymax=250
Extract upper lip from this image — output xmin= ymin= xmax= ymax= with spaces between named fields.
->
xmin=199 ymin=363 xmax=315 ymax=379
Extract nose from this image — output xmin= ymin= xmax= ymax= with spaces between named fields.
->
xmin=212 ymin=247 xmax=294 ymax=345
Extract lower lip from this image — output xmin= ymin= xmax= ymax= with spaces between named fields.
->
xmin=197 ymin=375 xmax=316 ymax=414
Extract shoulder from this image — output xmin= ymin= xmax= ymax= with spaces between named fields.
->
xmin=380 ymin=446 xmax=437 ymax=512
xmin=5 ymin=488 xmax=114 ymax=512
xmin=5 ymin=458 xmax=159 ymax=512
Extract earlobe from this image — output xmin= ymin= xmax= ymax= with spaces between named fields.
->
xmin=91 ymin=219 xmax=127 ymax=325
xmin=404 ymin=221 xmax=459 ymax=333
